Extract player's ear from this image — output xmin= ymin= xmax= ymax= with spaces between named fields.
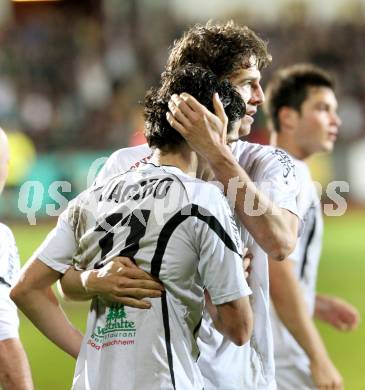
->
xmin=278 ymin=106 xmax=298 ymax=132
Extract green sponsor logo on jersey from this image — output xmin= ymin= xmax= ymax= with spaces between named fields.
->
xmin=92 ymin=305 xmax=136 ymax=338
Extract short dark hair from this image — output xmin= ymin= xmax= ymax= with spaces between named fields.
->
xmin=265 ymin=63 xmax=335 ymax=133
xmin=165 ymin=21 xmax=271 ymax=80
xmin=144 ymin=64 xmax=245 ymax=150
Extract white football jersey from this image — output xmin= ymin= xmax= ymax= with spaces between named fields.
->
xmin=0 ymin=223 xmax=20 ymax=340
xmin=270 ymin=158 xmax=323 ymax=369
xmin=34 ymin=145 xmax=152 ymax=273
xmin=38 ymin=163 xmax=251 ymax=390
xmin=197 ymin=141 xmax=299 ymax=390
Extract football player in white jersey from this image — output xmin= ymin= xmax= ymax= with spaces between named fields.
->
xmin=12 ymin=22 xmax=300 ymax=390
xmin=0 ymin=128 xmax=33 ymax=389
xmin=22 ymin=65 xmax=253 ymax=390
xmin=265 ymin=64 xmax=360 ymax=390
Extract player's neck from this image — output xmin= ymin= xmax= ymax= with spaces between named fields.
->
xmin=271 ymin=131 xmax=308 ymax=160
xmin=150 ymin=145 xmax=199 ymax=177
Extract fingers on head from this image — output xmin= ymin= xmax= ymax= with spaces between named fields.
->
xmin=213 ymin=93 xmax=228 ymax=122
xmin=180 ymin=93 xmax=206 ymax=114
xmin=171 ymin=94 xmax=190 ymax=111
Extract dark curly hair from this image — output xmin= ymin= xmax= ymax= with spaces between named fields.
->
xmin=265 ymin=63 xmax=335 ymax=133
xmin=144 ymin=64 xmax=245 ymax=150
xmin=166 ymin=21 xmax=271 ymax=80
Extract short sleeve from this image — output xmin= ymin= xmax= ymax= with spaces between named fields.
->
xmin=259 ymin=149 xmax=300 ymax=217
xmin=0 ymin=224 xmax=20 ymax=287
xmin=0 ymin=225 xmax=19 ymax=339
xmin=288 ymin=238 xmax=303 ymax=264
xmin=34 ymin=208 xmax=77 ymax=274
xmin=234 ymin=143 xmax=302 ymax=234
xmin=196 ymin=189 xmax=251 ymax=306
xmin=293 ymin=160 xmax=318 ymax=220
xmin=0 ymin=284 xmax=19 ymax=340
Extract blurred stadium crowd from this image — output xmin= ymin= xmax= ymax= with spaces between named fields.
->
xmin=0 ymin=0 xmax=365 ymax=217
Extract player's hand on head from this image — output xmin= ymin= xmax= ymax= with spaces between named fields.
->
xmin=166 ymin=92 xmax=229 ymax=163
xmin=84 ymin=256 xmax=164 ymax=309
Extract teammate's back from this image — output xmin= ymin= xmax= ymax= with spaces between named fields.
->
xmin=71 ymin=163 xmax=250 ymax=390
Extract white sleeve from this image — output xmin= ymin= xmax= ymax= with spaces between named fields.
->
xmin=288 ymin=238 xmax=304 ymax=265
xmin=293 ymin=162 xmax=317 ymax=221
xmin=0 ymin=284 xmax=19 ymax=340
xmin=0 ymin=224 xmax=20 ymax=287
xmin=33 ymin=208 xmax=77 ymax=274
xmin=196 ymin=190 xmax=252 ymax=306
xmin=0 ymin=226 xmax=20 ymax=340
xmin=94 ymin=150 xmax=122 ymax=185
xmin=259 ymin=149 xmax=300 ymax=218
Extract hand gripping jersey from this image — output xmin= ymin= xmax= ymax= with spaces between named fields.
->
xmin=0 ymin=223 xmax=20 ymax=340
xmin=270 ymin=158 xmax=323 ymax=389
xmin=197 ymin=142 xmax=300 ymax=390
xmin=38 ymin=162 xmax=251 ymax=390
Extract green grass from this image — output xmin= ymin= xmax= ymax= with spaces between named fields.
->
xmin=316 ymin=211 xmax=365 ymax=390
xmin=7 ymin=211 xmax=365 ymax=389
xmin=9 ymin=221 xmax=88 ymax=390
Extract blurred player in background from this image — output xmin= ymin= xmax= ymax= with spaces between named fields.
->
xmin=265 ymin=63 xmax=360 ymax=390
xmin=12 ymin=21 xmax=300 ymax=390
xmin=0 ymin=128 xmax=33 ymax=390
